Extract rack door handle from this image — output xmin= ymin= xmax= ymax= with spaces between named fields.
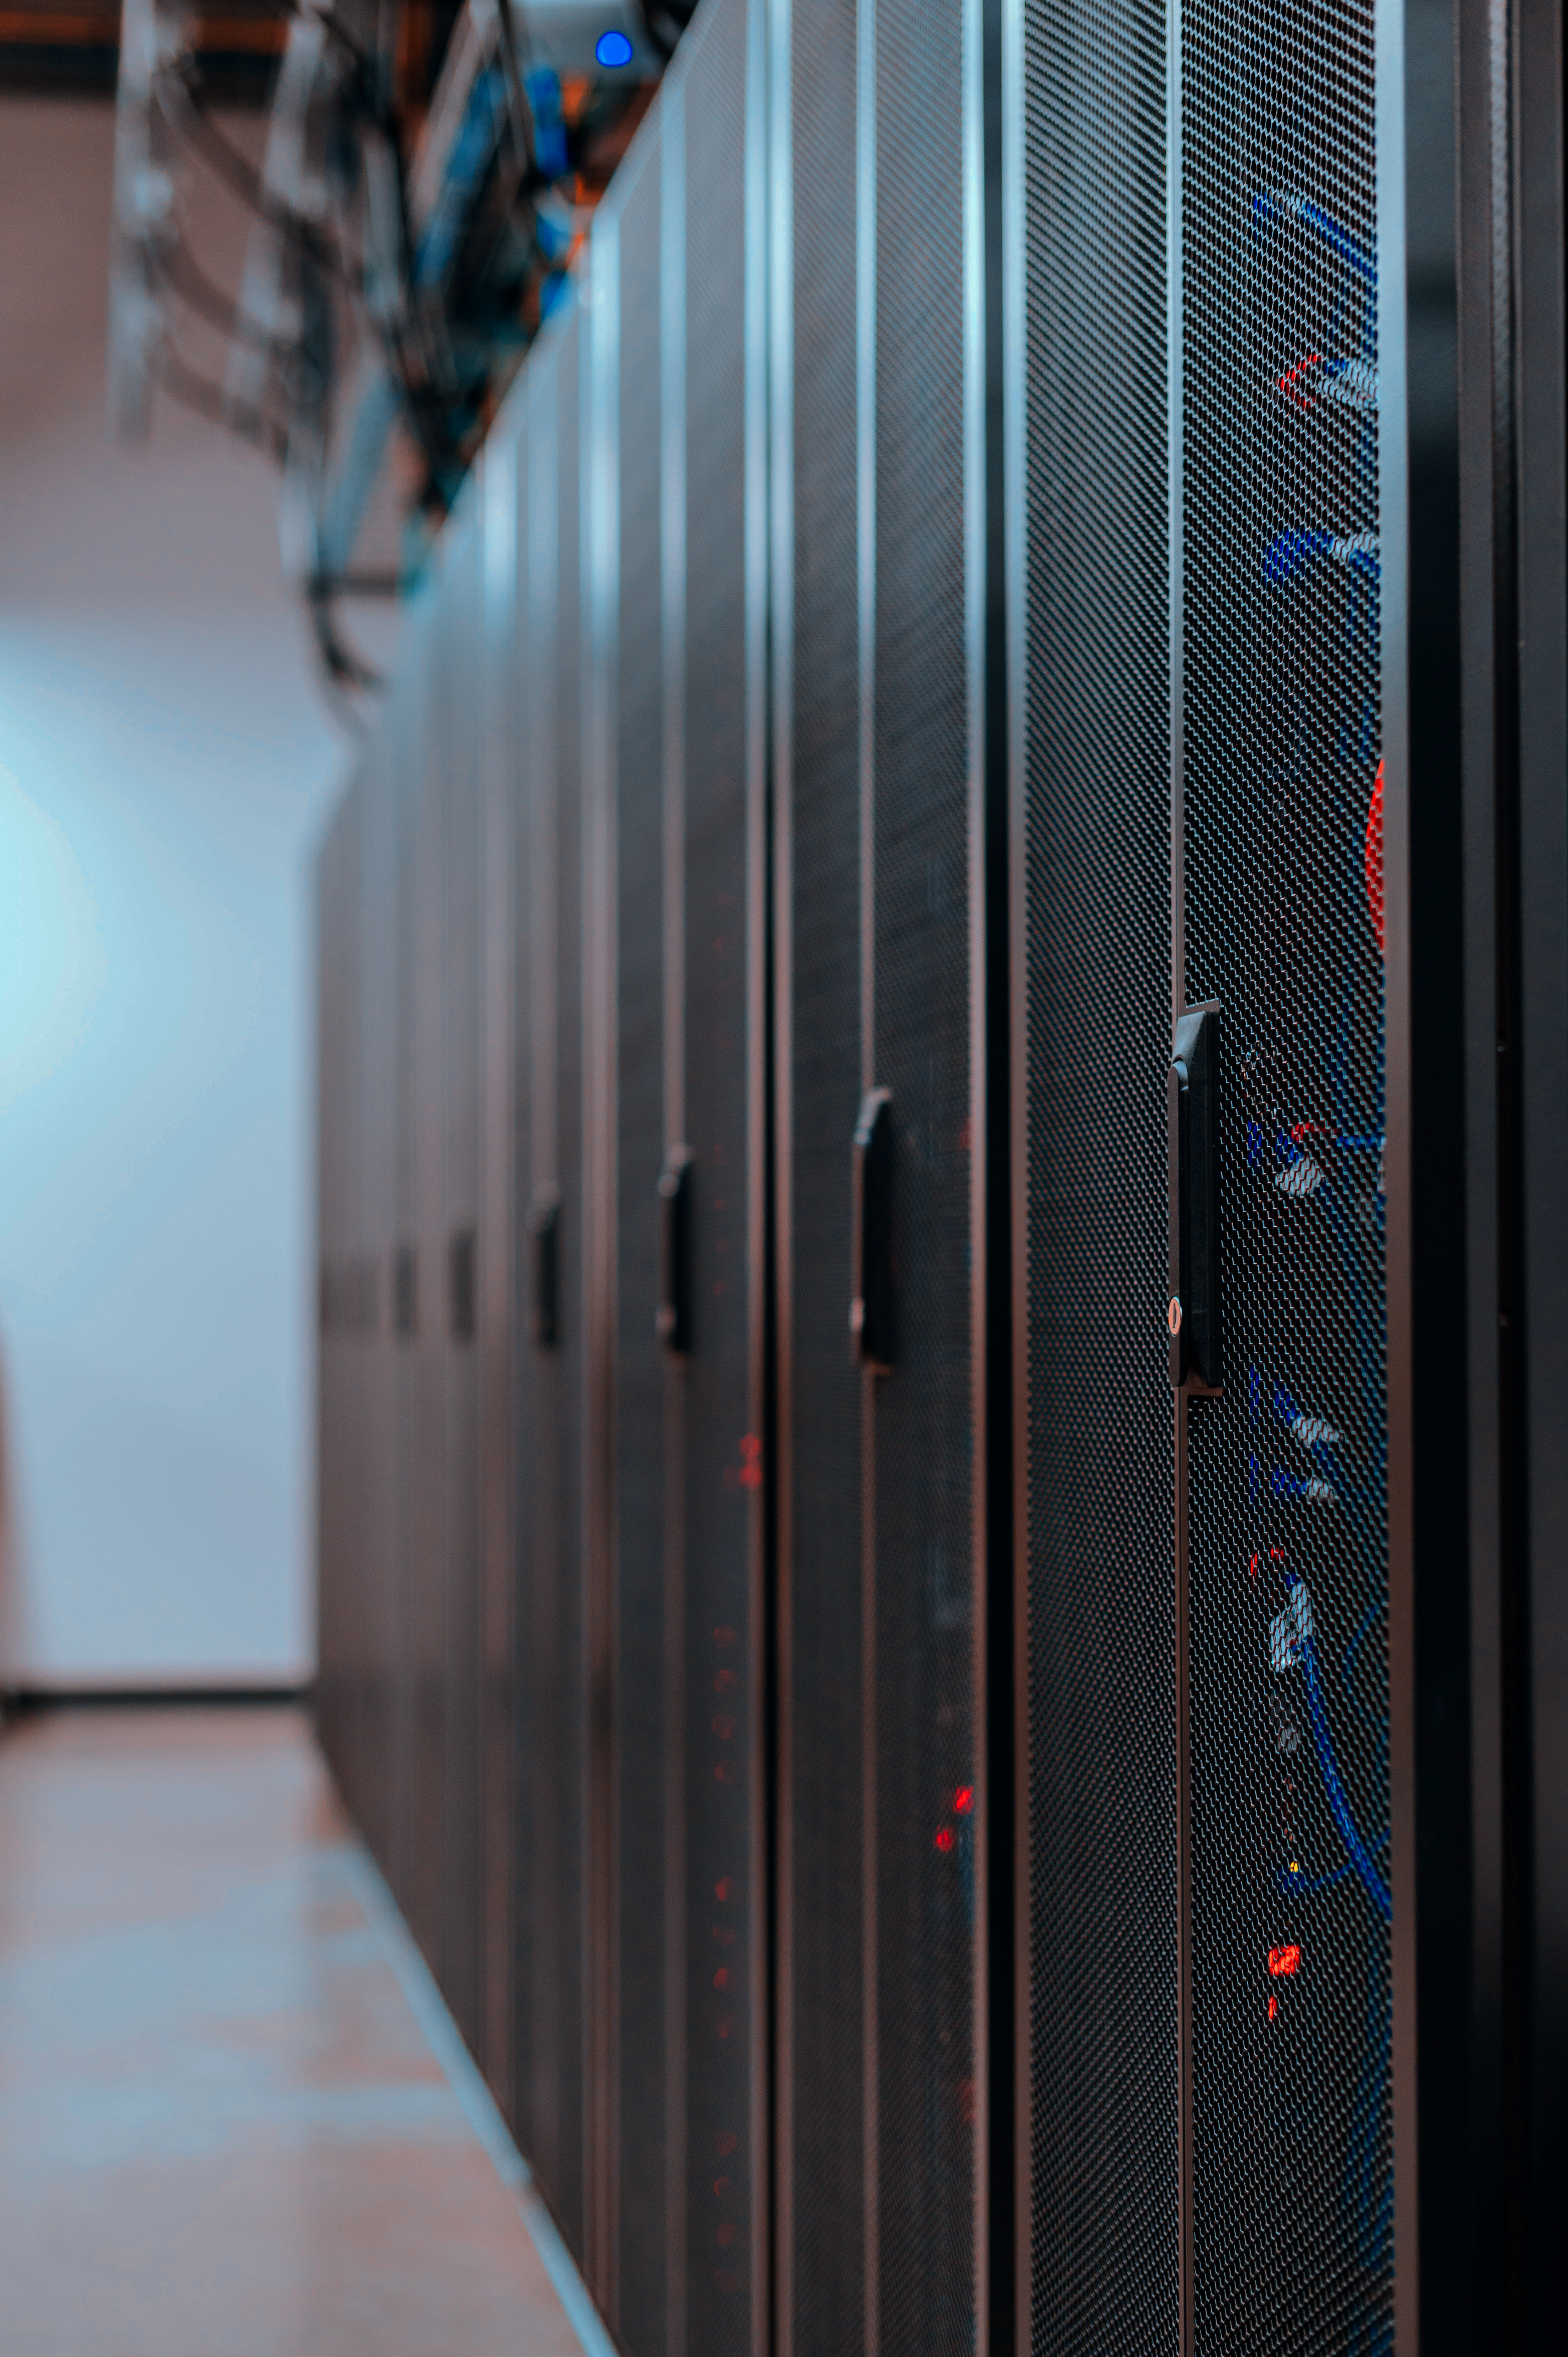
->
xmin=850 ymin=1087 xmax=894 ymax=1371
xmin=448 ymin=1226 xmax=477 ymax=1344
xmin=1169 ymin=1002 xmax=1223 ymax=1391
xmin=527 ymin=1186 xmax=561 ymax=1350
xmin=657 ymin=1145 xmax=693 ymax=1353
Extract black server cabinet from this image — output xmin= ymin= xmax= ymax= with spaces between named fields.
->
xmin=582 ymin=113 xmax=674 ymax=2351
xmin=314 ymin=792 xmax=350 ymax=1805
xmin=772 ymin=6 xmax=864 ymax=2350
xmin=773 ymin=0 xmax=987 ymax=2350
xmin=389 ymin=618 xmax=426 ymax=1926
xmin=320 ymin=780 xmax=369 ymax=1835
xmin=508 ymin=388 xmax=539 ymax=2163
xmin=478 ymin=421 xmax=521 ymax=2124
xmin=357 ymin=732 xmax=399 ymax=1885
xmin=1007 ymin=0 xmax=1568 ymax=2336
xmin=670 ymin=2 xmax=768 ymax=2348
xmin=515 ymin=309 xmax=591 ymax=2265
xmin=409 ymin=574 xmax=450 ymax=1982
xmin=1012 ymin=0 xmax=1388 ymax=2329
xmin=441 ymin=508 xmax=485 ymax=2058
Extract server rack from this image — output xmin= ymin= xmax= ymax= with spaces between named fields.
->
xmin=388 ymin=613 xmax=426 ymax=1922
xmin=440 ymin=509 xmax=485 ymax=2059
xmin=357 ymin=731 xmax=398 ymax=1883
xmin=310 ymin=0 xmax=1568 ymax=2339
xmin=1005 ymin=0 xmax=1568 ymax=2343
xmin=315 ymin=792 xmax=350 ymax=1807
xmin=659 ymin=3 xmax=768 ymax=2344
xmin=478 ymin=427 xmax=521 ymax=2124
xmin=592 ymin=119 xmax=673 ymax=2351
xmin=409 ymin=567 xmax=450 ymax=1981
xmin=507 ymin=380 xmax=540 ymax=2169
xmin=515 ymin=307 xmax=592 ymax=2260
xmin=772 ymin=0 xmax=993 ymax=2353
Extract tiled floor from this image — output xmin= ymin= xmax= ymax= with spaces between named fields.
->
xmin=0 ymin=1705 xmax=589 ymax=2357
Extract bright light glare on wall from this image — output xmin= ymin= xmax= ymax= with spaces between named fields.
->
xmin=0 ymin=762 xmax=105 ymax=1104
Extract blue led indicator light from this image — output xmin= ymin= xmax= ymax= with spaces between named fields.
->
xmin=595 ymin=27 xmax=634 ymax=65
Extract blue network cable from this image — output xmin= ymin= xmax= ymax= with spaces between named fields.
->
xmin=1252 ymin=161 xmax=1393 ymax=2343
xmin=1253 ymin=187 xmax=1376 ymax=288
xmin=1264 ymin=527 xmax=1380 ymax=586
xmin=1285 ymin=1573 xmax=1392 ymax=1923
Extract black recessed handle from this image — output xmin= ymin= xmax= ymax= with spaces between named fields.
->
xmin=1169 ymin=1003 xmax=1223 ymax=1392
xmin=528 ymin=1187 xmax=561 ymax=1350
xmin=657 ymin=1145 xmax=693 ymax=1353
xmin=850 ymin=1086 xmax=894 ymax=1371
xmin=392 ymin=1242 xmax=417 ymax=1340
xmin=448 ymin=1226 xmax=476 ymax=1343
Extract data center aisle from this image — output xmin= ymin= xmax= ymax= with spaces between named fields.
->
xmin=0 ymin=1706 xmax=590 ymax=2357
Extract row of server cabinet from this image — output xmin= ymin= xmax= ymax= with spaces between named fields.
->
xmin=316 ymin=0 xmax=1568 ymax=2347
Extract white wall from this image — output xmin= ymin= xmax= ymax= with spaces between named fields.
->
xmin=0 ymin=97 xmax=373 ymax=1685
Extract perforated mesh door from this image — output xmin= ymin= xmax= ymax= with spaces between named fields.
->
xmin=1180 ymin=0 xmax=1391 ymax=2342
xmin=780 ymin=0 xmax=864 ymax=2348
xmin=869 ymin=3 xmax=978 ymax=2346
xmin=442 ymin=512 xmax=485 ymax=2058
xmin=611 ymin=129 xmax=670 ymax=2357
xmin=680 ymin=0 xmax=760 ymax=2345
xmin=1019 ymin=0 xmax=1180 ymax=2344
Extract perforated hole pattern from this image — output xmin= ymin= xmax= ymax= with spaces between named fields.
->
xmin=784 ymin=0 xmax=867 ymax=2346
xmin=1022 ymin=0 xmax=1181 ymax=2345
xmin=1181 ymin=0 xmax=1391 ymax=2342
xmin=680 ymin=2 xmax=758 ymax=2346
xmin=612 ymin=129 xmax=671 ymax=2355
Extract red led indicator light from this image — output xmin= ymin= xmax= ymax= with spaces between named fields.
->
xmin=954 ymin=1786 xmax=974 ymax=1815
xmin=1278 ymin=351 xmax=1323 ymax=410
xmin=713 ymin=1967 xmax=730 ymax=1989
xmin=1268 ymin=1944 xmax=1301 ymax=1978
xmin=715 ymin=1878 xmax=736 ymax=1902
xmin=934 ymin=1827 xmax=955 ymax=1853
xmin=1268 ymin=1995 xmax=1278 ymax=2021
